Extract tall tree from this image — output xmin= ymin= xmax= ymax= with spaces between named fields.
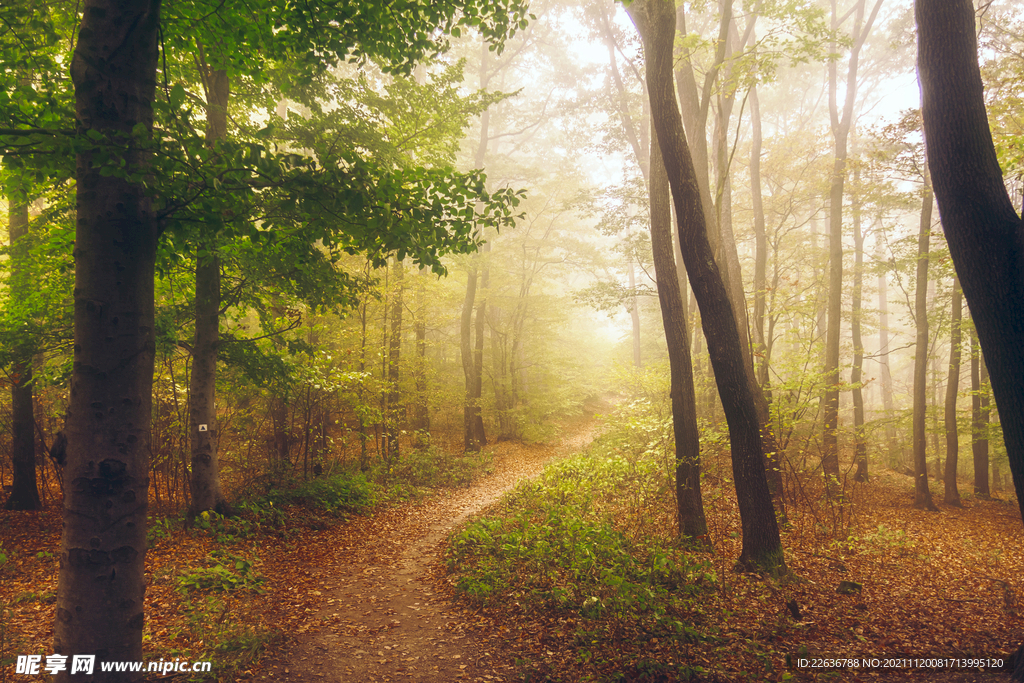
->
xmin=917 ymin=1 xmax=1024 ymax=674
xmin=3 ymin=183 xmax=41 ymax=510
xmin=187 ymin=51 xmax=230 ymax=519
xmin=916 ymin=0 xmax=1024 ymax=519
xmin=650 ymin=119 xmax=707 ymax=541
xmin=943 ymin=276 xmax=963 ymax=505
xmin=822 ymin=0 xmax=883 ymax=485
xmin=851 ymin=166 xmax=868 ymax=482
xmin=912 ymin=170 xmax=938 ymax=511
xmin=54 ymin=1 xmax=161 ymax=676
xmin=627 ymin=0 xmax=784 ymax=575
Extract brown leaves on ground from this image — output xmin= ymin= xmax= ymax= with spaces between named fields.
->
xmin=1 ymin=429 xmax=1021 ymax=683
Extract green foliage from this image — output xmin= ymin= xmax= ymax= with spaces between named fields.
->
xmin=177 ymin=550 xmax=265 ymax=594
xmin=387 ymin=444 xmax=494 ymax=488
xmin=177 ymin=594 xmax=275 ymax=681
xmin=446 ymin=443 xmax=715 ymax=632
xmin=266 ymin=471 xmax=377 ymax=513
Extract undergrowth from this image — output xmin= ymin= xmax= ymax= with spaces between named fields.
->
xmin=445 ymin=406 xmax=721 ymax=676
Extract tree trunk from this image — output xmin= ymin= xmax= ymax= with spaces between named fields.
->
xmin=188 ymin=59 xmax=230 ymax=518
xmin=385 ymin=260 xmax=403 ymax=463
xmin=917 ymin=0 xmax=1024 ymax=531
xmin=411 ymin=268 xmax=429 ymax=442
xmin=462 ymin=40 xmax=491 ymax=453
xmin=4 ymin=192 xmax=41 ymax=511
xmin=650 ymin=113 xmax=708 ymax=542
xmin=971 ymin=330 xmax=990 ymax=498
xmin=750 ymin=83 xmax=769 ymax=392
xmin=944 ymin=277 xmax=963 ymax=505
xmin=851 ymin=172 xmax=868 ymax=482
xmin=822 ymin=0 xmax=883 ymax=488
xmin=56 ymin=0 xmax=160 ymax=676
xmin=876 ymin=234 xmax=898 ymax=466
xmin=628 ymin=0 xmax=784 ymax=575
xmin=473 ymin=259 xmax=488 ymax=447
xmin=913 ymin=173 xmax=938 ymax=511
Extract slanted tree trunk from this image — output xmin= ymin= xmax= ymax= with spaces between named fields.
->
xmin=917 ymin=3 xmax=1024 ymax=671
xmin=55 ymin=0 xmax=160 ymax=675
xmin=4 ymin=190 xmax=41 ymax=511
xmin=628 ymin=0 xmax=784 ymax=575
xmin=971 ymin=330 xmax=990 ymax=498
xmin=650 ymin=117 xmax=708 ymax=542
xmin=188 ymin=55 xmax=230 ymax=518
xmin=944 ymin=277 xmax=963 ymax=505
xmin=913 ymin=171 xmax=938 ymax=511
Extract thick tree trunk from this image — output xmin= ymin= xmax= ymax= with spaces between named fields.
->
xmin=650 ymin=115 xmax=708 ymax=542
xmin=628 ymin=0 xmax=784 ymax=575
xmin=188 ymin=61 xmax=230 ymax=518
xmin=970 ymin=330 xmax=990 ymax=497
xmin=944 ymin=277 xmax=963 ymax=505
xmin=56 ymin=0 xmax=160 ymax=676
xmin=187 ymin=250 xmax=229 ymax=516
xmin=917 ymin=0 xmax=1024 ymax=525
xmin=913 ymin=174 xmax=938 ymax=511
xmin=5 ymin=194 xmax=41 ymax=511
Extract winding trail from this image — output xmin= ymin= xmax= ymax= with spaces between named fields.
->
xmin=261 ymin=417 xmax=601 ymax=682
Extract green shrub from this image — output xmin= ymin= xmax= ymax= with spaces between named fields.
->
xmin=266 ymin=471 xmax=376 ymax=512
xmin=388 ymin=444 xmax=493 ymax=488
xmin=177 ymin=550 xmax=264 ymax=594
xmin=447 ymin=444 xmax=715 ymax=625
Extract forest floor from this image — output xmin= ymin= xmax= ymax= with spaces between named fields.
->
xmin=1 ymin=412 xmax=1022 ymax=682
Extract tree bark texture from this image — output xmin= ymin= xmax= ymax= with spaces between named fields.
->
xmin=56 ymin=0 xmax=161 ymax=677
xmin=944 ymin=277 xmax=963 ymax=505
xmin=650 ymin=118 xmax=708 ymax=542
xmin=916 ymin=0 xmax=1024 ymax=526
xmin=912 ymin=174 xmax=938 ymax=511
xmin=628 ymin=0 xmax=784 ymax=575
xmin=188 ymin=58 xmax=231 ymax=518
xmin=5 ymin=194 xmax=41 ymax=510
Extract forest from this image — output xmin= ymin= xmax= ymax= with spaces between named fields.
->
xmin=1 ymin=0 xmax=1023 ymax=681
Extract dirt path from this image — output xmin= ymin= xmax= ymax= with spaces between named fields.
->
xmin=257 ymin=419 xmax=600 ymax=683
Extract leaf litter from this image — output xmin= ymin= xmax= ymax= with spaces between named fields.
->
xmin=1 ymin=419 xmax=1021 ymax=683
